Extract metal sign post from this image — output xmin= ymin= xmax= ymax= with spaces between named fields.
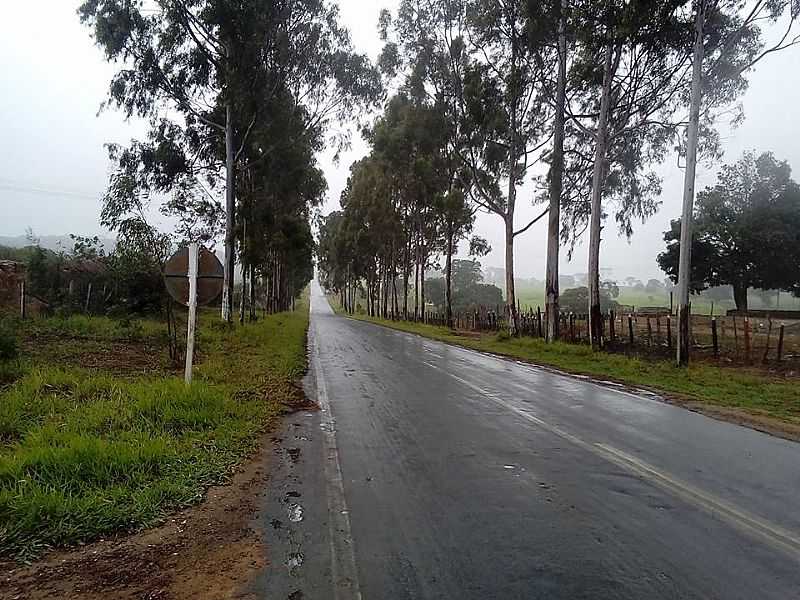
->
xmin=162 ymin=244 xmax=223 ymax=386
xmin=184 ymin=243 xmax=198 ymax=385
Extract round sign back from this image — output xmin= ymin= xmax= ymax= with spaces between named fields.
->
xmin=163 ymin=246 xmax=224 ymax=307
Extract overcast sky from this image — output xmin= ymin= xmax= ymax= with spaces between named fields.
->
xmin=2 ymin=1 xmax=799 ymax=281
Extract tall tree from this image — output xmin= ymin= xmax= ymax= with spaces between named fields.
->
xmin=659 ymin=151 xmax=800 ymax=310
xmin=675 ymin=0 xmax=799 ymax=364
xmin=80 ymin=0 xmax=381 ymax=321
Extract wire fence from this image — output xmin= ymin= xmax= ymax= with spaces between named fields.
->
xmin=413 ymin=305 xmax=800 ymax=365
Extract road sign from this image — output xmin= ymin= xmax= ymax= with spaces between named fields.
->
xmin=163 ymin=245 xmax=223 ymax=307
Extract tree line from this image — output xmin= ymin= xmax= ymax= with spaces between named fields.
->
xmin=317 ymin=0 xmax=798 ymax=364
xmin=78 ymin=0 xmax=382 ymax=320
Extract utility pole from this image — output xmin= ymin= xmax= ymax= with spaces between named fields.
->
xmin=676 ymin=0 xmax=707 ymax=366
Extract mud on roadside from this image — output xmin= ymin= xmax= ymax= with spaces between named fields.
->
xmin=1 ymin=393 xmax=319 ymax=600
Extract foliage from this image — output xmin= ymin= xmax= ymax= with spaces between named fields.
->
xmin=658 ymin=152 xmax=800 ymax=310
xmin=0 ymin=298 xmax=309 ymax=560
xmin=426 ymin=259 xmax=504 ymax=313
xmin=80 ymin=0 xmax=381 ymax=320
xmin=0 ymin=319 xmax=18 ymax=362
xmin=559 ymin=286 xmax=618 ymax=313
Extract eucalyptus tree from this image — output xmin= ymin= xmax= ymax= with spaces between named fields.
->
xmin=552 ymin=0 xmax=698 ymax=348
xmin=80 ymin=0 xmax=381 ymax=322
xmin=455 ymin=0 xmax=555 ymax=334
xmin=525 ymin=0 xmax=569 ymax=342
xmin=674 ymin=0 xmax=800 ymax=364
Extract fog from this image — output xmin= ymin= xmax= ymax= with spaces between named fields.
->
xmin=2 ymin=0 xmax=799 ymax=282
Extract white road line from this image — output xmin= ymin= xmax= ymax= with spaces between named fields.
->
xmin=421 ymin=359 xmax=800 ymax=559
xmin=311 ymin=294 xmax=363 ymax=600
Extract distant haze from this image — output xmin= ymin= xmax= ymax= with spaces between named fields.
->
xmin=2 ymin=1 xmax=799 ymax=284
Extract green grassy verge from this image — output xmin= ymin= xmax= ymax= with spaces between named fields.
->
xmin=0 ymin=298 xmax=309 ymax=560
xmin=332 ymin=302 xmax=800 ymax=426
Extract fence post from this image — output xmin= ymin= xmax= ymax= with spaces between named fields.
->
xmin=85 ymin=282 xmax=93 ymax=314
xmin=609 ymin=310 xmax=616 ymax=343
xmin=570 ymin=313 xmax=575 ymax=342
xmin=744 ymin=318 xmax=752 ymax=363
xmin=777 ymin=324 xmax=785 ymax=362
xmin=537 ymin=306 xmax=543 ymax=337
xmin=628 ymin=315 xmax=634 ymax=345
xmin=762 ymin=319 xmax=773 ymax=364
xmin=711 ymin=318 xmax=719 ymax=357
xmin=19 ymin=280 xmax=26 ymax=319
xmin=667 ymin=316 xmax=672 ymax=351
xmin=647 ymin=318 xmax=653 ymax=346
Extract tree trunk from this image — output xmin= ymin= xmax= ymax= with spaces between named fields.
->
xmin=504 ymin=215 xmax=518 ymax=334
xmin=420 ymin=249 xmax=426 ymax=323
xmin=403 ymin=245 xmax=410 ymax=319
xmin=249 ymin=263 xmax=256 ymax=321
xmin=545 ymin=0 xmax=567 ymax=343
xmin=676 ymin=0 xmax=707 ymax=366
xmin=221 ymin=103 xmax=236 ymax=323
xmin=588 ymin=42 xmax=614 ymax=350
xmin=414 ymin=244 xmax=420 ymax=321
xmin=239 ymin=216 xmax=247 ymax=326
xmin=445 ymin=226 xmax=454 ymax=328
xmin=733 ymin=282 xmax=749 ymax=312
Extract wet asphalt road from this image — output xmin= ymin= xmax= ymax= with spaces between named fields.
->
xmin=256 ymin=281 xmax=800 ymax=599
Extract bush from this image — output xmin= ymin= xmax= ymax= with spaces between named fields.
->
xmin=0 ymin=319 xmax=19 ymax=362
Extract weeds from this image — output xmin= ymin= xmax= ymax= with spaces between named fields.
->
xmin=0 ymin=296 xmax=309 ymax=559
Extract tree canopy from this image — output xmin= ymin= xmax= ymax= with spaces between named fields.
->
xmin=658 ymin=151 xmax=800 ymax=310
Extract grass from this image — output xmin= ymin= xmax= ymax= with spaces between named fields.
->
xmin=332 ymin=300 xmax=800 ymax=426
xmin=19 ymin=313 xmax=167 ymax=343
xmin=0 ymin=297 xmax=309 ymax=560
xmin=516 ymin=285 xmax=800 ymax=316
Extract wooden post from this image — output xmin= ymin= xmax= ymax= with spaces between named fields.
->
xmin=667 ymin=316 xmax=673 ymax=351
xmin=537 ymin=306 xmax=543 ymax=337
xmin=762 ymin=319 xmax=773 ymax=364
xmin=628 ymin=315 xmax=634 ymax=345
xmin=777 ymin=324 xmax=785 ymax=362
xmin=185 ymin=243 xmax=199 ymax=385
xmin=85 ymin=282 xmax=93 ymax=314
xmin=609 ymin=310 xmax=616 ymax=343
xmin=19 ymin=280 xmax=26 ymax=319
xmin=733 ymin=316 xmax=739 ymax=355
xmin=647 ymin=318 xmax=653 ymax=346
xmin=570 ymin=313 xmax=575 ymax=342
xmin=711 ymin=318 xmax=718 ymax=357
xmin=670 ymin=291 xmax=674 ymax=315
xmin=744 ymin=318 xmax=751 ymax=364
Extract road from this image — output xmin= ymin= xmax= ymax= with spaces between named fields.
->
xmin=254 ymin=281 xmax=800 ymax=599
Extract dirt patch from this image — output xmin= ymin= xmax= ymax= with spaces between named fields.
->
xmin=21 ymin=333 xmax=175 ymax=377
xmin=0 ymin=438 xmax=270 ymax=600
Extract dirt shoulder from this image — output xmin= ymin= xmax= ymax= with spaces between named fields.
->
xmin=2 ymin=435 xmax=273 ymax=600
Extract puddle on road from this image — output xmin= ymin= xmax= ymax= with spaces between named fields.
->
xmin=287 ymin=503 xmax=304 ymax=522
xmin=287 ymin=551 xmax=304 ymax=572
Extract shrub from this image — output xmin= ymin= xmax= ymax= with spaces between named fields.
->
xmin=0 ymin=319 xmax=19 ymax=362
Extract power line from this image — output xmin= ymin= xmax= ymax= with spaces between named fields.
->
xmin=0 ymin=181 xmax=101 ymax=201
